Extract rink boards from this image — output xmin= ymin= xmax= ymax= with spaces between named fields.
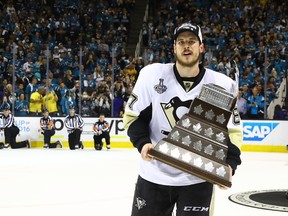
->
xmin=0 ymin=118 xmax=287 ymax=152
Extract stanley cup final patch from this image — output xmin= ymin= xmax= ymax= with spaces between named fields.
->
xmin=154 ymin=78 xmax=167 ymax=94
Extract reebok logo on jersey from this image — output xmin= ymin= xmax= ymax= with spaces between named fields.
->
xmin=135 ymin=197 xmax=146 ymax=210
xmin=154 ymin=78 xmax=167 ymax=94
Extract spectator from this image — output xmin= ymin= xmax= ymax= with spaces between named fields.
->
xmin=63 ymin=69 xmax=75 ymax=90
xmin=14 ymin=93 xmax=29 ymax=116
xmin=83 ymin=73 xmax=96 ymax=92
xmin=22 ymin=57 xmax=34 ymax=81
xmin=60 ymin=91 xmax=76 ymax=116
xmin=84 ymin=53 xmax=96 ymax=74
xmin=15 ymin=82 xmax=25 ymax=98
xmin=43 ymin=88 xmax=59 ymax=116
xmin=124 ymin=62 xmax=137 ymax=84
xmin=237 ymin=89 xmax=247 ymax=119
xmin=25 ymin=77 xmax=39 ymax=102
xmin=273 ymin=105 xmax=285 ymax=120
xmin=266 ymin=81 xmax=277 ymax=107
xmin=80 ymin=91 xmax=96 ymax=116
xmin=29 ymin=86 xmax=45 ymax=116
xmin=247 ymin=85 xmax=265 ymax=119
xmin=93 ymin=65 xmax=104 ymax=83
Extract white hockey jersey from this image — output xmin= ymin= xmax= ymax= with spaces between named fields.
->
xmin=124 ymin=63 xmax=242 ymax=186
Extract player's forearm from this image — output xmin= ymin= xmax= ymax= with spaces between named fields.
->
xmin=127 ymin=119 xmax=151 ymax=153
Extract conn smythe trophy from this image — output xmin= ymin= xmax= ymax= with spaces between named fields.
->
xmin=149 ymin=84 xmax=236 ymax=187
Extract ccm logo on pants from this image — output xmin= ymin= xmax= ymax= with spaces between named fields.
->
xmin=184 ymin=206 xmax=209 ymax=212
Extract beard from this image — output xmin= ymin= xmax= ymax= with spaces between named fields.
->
xmin=174 ymin=52 xmax=201 ymax=67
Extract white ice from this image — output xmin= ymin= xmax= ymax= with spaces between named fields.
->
xmin=0 ymin=148 xmax=287 ymax=216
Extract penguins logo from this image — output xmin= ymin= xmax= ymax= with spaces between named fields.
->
xmin=161 ymin=97 xmax=192 ymax=135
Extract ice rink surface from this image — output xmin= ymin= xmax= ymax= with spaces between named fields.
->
xmin=0 ymin=148 xmax=287 ymax=216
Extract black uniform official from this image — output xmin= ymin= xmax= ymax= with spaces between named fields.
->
xmin=93 ymin=113 xmax=111 ymax=150
xmin=64 ymin=106 xmax=84 ymax=150
xmin=39 ymin=110 xmax=62 ymax=148
xmin=0 ymin=107 xmax=30 ymax=149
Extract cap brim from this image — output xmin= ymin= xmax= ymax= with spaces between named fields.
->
xmin=174 ymin=29 xmax=201 ymax=43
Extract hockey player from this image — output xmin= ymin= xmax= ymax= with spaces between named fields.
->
xmin=64 ymin=106 xmax=84 ymax=150
xmin=39 ymin=109 xmax=62 ymax=148
xmin=123 ymin=22 xmax=243 ymax=216
xmin=93 ymin=113 xmax=110 ymax=150
xmin=0 ymin=106 xmax=30 ymax=149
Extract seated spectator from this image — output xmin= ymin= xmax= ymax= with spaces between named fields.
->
xmin=22 ymin=57 xmax=34 ymax=81
xmin=124 ymin=62 xmax=137 ymax=84
xmin=14 ymin=93 xmax=29 ymax=116
xmin=93 ymin=65 xmax=104 ymax=83
xmin=273 ymin=105 xmax=285 ymax=120
xmin=80 ymin=91 xmax=96 ymax=117
xmin=0 ymin=96 xmax=11 ymax=112
xmin=15 ymin=82 xmax=25 ymax=98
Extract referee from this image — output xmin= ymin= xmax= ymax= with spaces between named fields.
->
xmin=0 ymin=106 xmax=30 ymax=149
xmin=64 ymin=106 xmax=84 ymax=150
xmin=39 ymin=109 xmax=62 ymax=148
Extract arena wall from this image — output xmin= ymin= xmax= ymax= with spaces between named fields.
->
xmin=1 ymin=118 xmax=287 ymax=152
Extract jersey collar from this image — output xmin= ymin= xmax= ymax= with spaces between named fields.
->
xmin=173 ymin=64 xmax=206 ymax=92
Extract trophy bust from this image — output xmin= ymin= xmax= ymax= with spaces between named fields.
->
xmin=149 ymin=83 xmax=236 ymax=187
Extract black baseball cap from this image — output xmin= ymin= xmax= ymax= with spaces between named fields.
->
xmin=173 ymin=23 xmax=203 ymax=44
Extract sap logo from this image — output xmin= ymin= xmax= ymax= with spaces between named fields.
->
xmin=243 ymin=122 xmax=279 ymax=141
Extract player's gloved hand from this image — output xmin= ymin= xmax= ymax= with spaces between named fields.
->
xmin=141 ymin=143 xmax=154 ymax=161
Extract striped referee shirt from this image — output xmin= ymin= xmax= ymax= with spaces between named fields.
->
xmin=40 ymin=115 xmax=55 ymax=130
xmin=64 ymin=114 xmax=84 ymax=133
xmin=1 ymin=113 xmax=15 ymax=129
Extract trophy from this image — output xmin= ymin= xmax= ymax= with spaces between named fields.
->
xmin=148 ymin=84 xmax=236 ymax=187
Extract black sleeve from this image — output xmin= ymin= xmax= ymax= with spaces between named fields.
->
xmin=225 ymin=138 xmax=241 ymax=175
xmin=127 ymin=104 xmax=152 ymax=153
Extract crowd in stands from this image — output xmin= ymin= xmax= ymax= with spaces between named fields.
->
xmin=0 ymin=0 xmax=137 ymax=117
xmin=1 ymin=0 xmax=288 ymax=120
xmin=143 ymin=0 xmax=288 ymax=119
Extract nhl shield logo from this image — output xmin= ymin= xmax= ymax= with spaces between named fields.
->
xmin=154 ymin=78 xmax=167 ymax=94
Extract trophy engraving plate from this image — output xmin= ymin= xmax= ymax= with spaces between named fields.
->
xmin=149 ymin=84 xmax=236 ymax=188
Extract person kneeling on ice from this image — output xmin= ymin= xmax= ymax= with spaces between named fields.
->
xmin=39 ymin=109 xmax=62 ymax=148
xmin=93 ymin=113 xmax=110 ymax=150
xmin=64 ymin=106 xmax=84 ymax=150
xmin=0 ymin=106 xmax=30 ymax=149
